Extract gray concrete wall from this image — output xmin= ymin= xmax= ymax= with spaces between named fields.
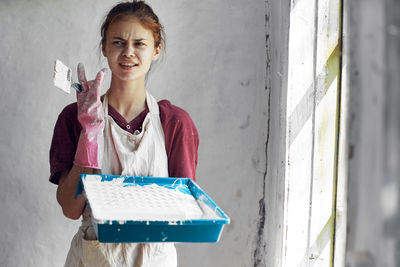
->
xmin=383 ymin=1 xmax=400 ymax=265
xmin=0 ymin=0 xmax=267 ymax=266
xmin=345 ymin=0 xmax=400 ymax=266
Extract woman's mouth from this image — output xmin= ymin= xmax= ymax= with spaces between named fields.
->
xmin=119 ymin=62 xmax=139 ymax=69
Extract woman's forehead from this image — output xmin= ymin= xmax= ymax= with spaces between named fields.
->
xmin=107 ymin=18 xmax=154 ymax=40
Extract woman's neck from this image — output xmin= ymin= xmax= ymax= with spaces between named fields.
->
xmin=107 ymin=76 xmax=147 ymax=122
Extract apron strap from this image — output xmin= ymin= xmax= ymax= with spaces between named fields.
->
xmin=145 ymin=91 xmax=160 ymax=115
xmin=102 ymin=92 xmax=109 ymax=115
xmin=145 ymin=93 xmax=166 ymax=150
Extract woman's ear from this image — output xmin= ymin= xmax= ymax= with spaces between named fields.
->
xmin=152 ymin=44 xmax=162 ymax=61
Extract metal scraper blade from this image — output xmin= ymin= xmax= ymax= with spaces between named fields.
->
xmin=53 ymin=59 xmax=83 ymax=93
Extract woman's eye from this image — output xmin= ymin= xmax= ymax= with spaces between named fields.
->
xmin=112 ymin=41 xmax=124 ymax=46
xmin=135 ymin=42 xmax=145 ymax=46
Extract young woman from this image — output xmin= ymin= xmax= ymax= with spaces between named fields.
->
xmin=49 ymin=1 xmax=199 ymax=266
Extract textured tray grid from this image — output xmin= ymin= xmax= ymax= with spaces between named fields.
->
xmin=84 ymin=178 xmax=204 ymax=221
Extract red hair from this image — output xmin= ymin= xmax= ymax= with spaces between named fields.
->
xmin=100 ymin=1 xmax=166 ymax=51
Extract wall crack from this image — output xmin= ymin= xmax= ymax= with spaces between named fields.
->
xmin=253 ymin=1 xmax=272 ymax=265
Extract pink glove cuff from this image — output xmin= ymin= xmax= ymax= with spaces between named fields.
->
xmin=74 ymin=129 xmax=104 ymax=169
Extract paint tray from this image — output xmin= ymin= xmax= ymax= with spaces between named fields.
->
xmin=76 ymin=174 xmax=230 ymax=243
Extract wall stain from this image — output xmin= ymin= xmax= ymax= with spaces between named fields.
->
xmin=240 ymin=115 xmax=251 ymax=130
xmin=236 ymin=189 xmax=243 ymax=198
xmin=241 ymin=80 xmax=251 ymax=87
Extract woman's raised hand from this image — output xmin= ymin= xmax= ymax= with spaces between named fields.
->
xmin=74 ymin=63 xmax=108 ymax=169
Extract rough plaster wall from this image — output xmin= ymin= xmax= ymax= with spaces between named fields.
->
xmin=345 ymin=0 xmax=385 ymax=265
xmin=384 ymin=0 xmax=400 ymax=265
xmin=0 ymin=0 xmax=267 ymax=266
xmin=345 ymin=0 xmax=400 ymax=266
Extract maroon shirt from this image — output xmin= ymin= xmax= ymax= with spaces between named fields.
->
xmin=49 ymin=100 xmax=199 ymax=184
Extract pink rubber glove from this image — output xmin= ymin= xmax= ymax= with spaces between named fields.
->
xmin=73 ymin=63 xmax=107 ymax=169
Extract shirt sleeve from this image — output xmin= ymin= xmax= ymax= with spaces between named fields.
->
xmin=49 ymin=103 xmax=81 ymax=185
xmin=160 ymin=102 xmax=199 ymax=181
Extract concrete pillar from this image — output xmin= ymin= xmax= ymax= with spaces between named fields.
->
xmin=345 ymin=0 xmax=400 ymax=266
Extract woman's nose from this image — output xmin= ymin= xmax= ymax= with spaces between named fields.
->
xmin=122 ymin=44 xmax=135 ymax=58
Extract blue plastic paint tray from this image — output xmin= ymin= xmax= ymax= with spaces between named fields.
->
xmin=76 ymin=174 xmax=230 ymax=243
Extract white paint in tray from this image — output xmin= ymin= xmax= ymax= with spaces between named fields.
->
xmin=83 ymin=176 xmax=220 ymax=224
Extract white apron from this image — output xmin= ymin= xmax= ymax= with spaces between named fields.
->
xmin=64 ymin=91 xmax=177 ymax=267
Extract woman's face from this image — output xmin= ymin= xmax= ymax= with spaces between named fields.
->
xmin=102 ymin=18 xmax=161 ymax=83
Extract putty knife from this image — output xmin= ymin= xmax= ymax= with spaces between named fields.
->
xmin=53 ymin=59 xmax=82 ymax=93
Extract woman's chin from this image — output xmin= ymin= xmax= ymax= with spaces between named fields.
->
xmin=112 ymin=72 xmax=146 ymax=83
